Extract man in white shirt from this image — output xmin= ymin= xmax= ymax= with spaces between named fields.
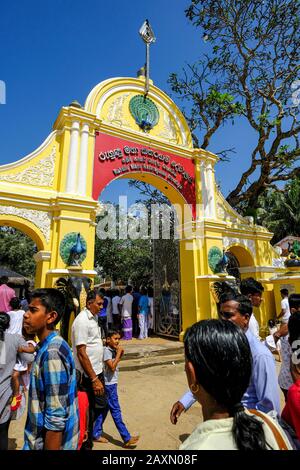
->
xmin=71 ymin=290 xmax=107 ymax=448
xmin=278 ymin=289 xmax=290 ymax=323
xmin=240 ymin=277 xmax=264 ymax=340
xmin=118 ymin=286 xmax=133 ymax=340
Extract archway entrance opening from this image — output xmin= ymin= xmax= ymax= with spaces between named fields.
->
xmin=95 ymin=176 xmax=186 ymax=338
xmin=0 ymin=224 xmax=37 ymax=299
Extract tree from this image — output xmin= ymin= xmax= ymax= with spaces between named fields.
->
xmin=0 ymin=227 xmax=37 ymax=278
xmin=94 ymin=210 xmax=153 ymax=287
xmin=169 ymin=0 xmax=300 ymax=211
xmin=256 ymin=177 xmax=300 ymax=244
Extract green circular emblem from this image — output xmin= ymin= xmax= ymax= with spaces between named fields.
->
xmin=60 ymin=232 xmax=87 ymax=266
xmin=208 ymin=246 xmax=223 ymax=274
xmin=129 ymin=94 xmax=159 ymax=131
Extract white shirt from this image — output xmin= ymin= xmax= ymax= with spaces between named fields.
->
xmin=71 ymin=307 xmax=103 ymax=376
xmin=281 ymin=297 xmax=290 ymax=323
xmin=119 ymin=293 xmax=133 ymax=318
xmin=6 ymin=309 xmax=25 ymax=335
xmin=248 ymin=314 xmax=260 ymax=340
xmin=112 ymin=295 xmax=121 ymax=315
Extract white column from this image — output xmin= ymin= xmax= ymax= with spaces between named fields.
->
xmin=77 ymin=123 xmax=89 ymax=196
xmin=200 ymin=160 xmax=209 ymax=218
xmin=206 ymin=162 xmax=216 ymax=218
xmin=65 ymin=121 xmax=80 ymax=193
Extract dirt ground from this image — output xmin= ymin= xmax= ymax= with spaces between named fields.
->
xmin=8 ymin=362 xmax=202 ymax=451
xmin=8 ymin=353 xmax=285 ymax=451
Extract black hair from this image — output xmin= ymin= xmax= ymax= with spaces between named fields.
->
xmin=9 ymin=297 xmax=21 ymax=310
xmin=86 ymin=290 xmax=104 ymax=305
xmin=0 ymin=276 xmax=9 ymax=285
xmin=31 ymin=288 xmax=65 ymax=326
xmin=106 ymin=329 xmax=121 ymax=339
xmin=0 ymin=312 xmax=10 ymax=340
xmin=125 ymin=285 xmax=133 ymax=293
xmin=140 ymin=287 xmax=147 ymax=296
xmin=289 ymin=294 xmax=300 ymax=312
xmin=280 ymin=288 xmax=289 ymax=297
xmin=219 ymin=293 xmax=253 ymax=317
xmin=184 ymin=319 xmax=267 ymax=451
xmin=240 ymin=277 xmax=264 ymax=295
xmin=288 ymin=311 xmax=300 ymax=348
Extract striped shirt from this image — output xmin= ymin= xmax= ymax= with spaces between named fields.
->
xmin=23 ymin=332 xmax=79 ymax=450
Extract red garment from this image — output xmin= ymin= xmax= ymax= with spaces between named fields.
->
xmin=281 ymin=379 xmax=300 ymax=440
xmin=77 ymin=390 xmax=89 ymax=450
xmin=0 ymin=284 xmax=15 ymax=312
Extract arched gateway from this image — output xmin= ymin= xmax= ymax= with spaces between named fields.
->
xmin=0 ymin=75 xmax=286 ymax=337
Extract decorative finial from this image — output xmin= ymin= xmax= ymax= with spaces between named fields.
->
xmin=139 ymin=19 xmax=156 ymax=96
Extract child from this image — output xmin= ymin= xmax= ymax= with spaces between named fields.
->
xmin=93 ymin=329 xmax=139 ymax=448
xmin=23 ymin=288 xmax=79 ymax=450
xmin=76 ymin=370 xmax=89 ymax=450
xmin=11 ymin=326 xmax=36 ymax=411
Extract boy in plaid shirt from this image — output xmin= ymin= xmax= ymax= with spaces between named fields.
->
xmin=23 ymin=289 xmax=79 ymax=450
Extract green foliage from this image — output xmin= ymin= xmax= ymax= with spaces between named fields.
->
xmin=256 ymin=177 xmax=300 ymax=243
xmin=0 ymin=227 xmax=37 ymax=278
xmin=171 ymin=0 xmax=300 ymax=210
xmin=94 ymin=210 xmax=153 ymax=287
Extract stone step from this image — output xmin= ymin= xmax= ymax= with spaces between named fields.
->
xmin=119 ymin=353 xmax=184 ymax=371
xmin=121 ymin=345 xmax=184 ymax=361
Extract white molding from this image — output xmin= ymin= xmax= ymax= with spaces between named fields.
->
xmin=239 ymin=266 xmax=276 ymax=274
xmin=47 ymin=269 xmax=97 ymax=275
xmin=0 ymin=206 xmax=51 ymax=242
xmin=77 ymin=123 xmax=90 ymax=196
xmin=53 ymin=216 xmax=96 ymax=225
xmin=65 ymin=121 xmax=80 ymax=193
xmin=33 ymin=251 xmax=51 ymax=262
xmin=196 ymin=275 xmax=235 ymax=280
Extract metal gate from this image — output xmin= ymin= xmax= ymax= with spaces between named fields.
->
xmin=153 ymin=238 xmax=181 ymax=338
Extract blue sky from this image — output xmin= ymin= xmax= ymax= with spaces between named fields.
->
xmin=0 ymin=0 xmax=256 ymax=205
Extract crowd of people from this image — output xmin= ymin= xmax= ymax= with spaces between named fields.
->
xmin=0 ymin=274 xmax=300 ymax=450
xmin=95 ymin=285 xmax=154 ymax=341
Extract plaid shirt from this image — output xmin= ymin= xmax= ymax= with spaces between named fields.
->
xmin=23 ymin=332 xmax=79 ymax=450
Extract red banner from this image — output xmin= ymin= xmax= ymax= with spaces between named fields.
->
xmin=93 ymin=133 xmax=196 ymax=218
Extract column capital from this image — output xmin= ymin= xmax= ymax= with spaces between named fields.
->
xmin=34 ymin=251 xmax=51 ymax=262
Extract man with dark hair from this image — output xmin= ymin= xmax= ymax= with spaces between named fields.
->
xmin=71 ymin=289 xmax=107 ymax=449
xmin=23 ymin=288 xmax=79 ymax=450
xmin=170 ymin=292 xmax=280 ymax=425
xmin=240 ymin=277 xmax=264 ymax=340
xmin=0 ymin=276 xmax=15 ymax=313
xmin=281 ymin=310 xmax=300 ymax=440
xmin=277 ymin=288 xmax=290 ymax=322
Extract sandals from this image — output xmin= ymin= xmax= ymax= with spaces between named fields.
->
xmin=11 ymin=394 xmax=22 ymax=411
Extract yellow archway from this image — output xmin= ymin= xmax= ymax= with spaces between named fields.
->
xmin=0 ymin=73 xmax=286 ymax=337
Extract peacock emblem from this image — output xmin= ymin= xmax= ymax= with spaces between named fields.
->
xmin=59 ymin=232 xmax=87 ymax=266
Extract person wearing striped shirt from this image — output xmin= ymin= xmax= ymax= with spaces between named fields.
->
xmin=23 ymin=288 xmax=79 ymax=450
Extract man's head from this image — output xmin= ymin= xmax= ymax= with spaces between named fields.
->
xmin=86 ymin=290 xmax=104 ymax=316
xmin=289 ymin=294 xmax=300 ymax=314
xmin=23 ymin=288 xmax=65 ymax=336
xmin=240 ymin=277 xmax=264 ymax=307
xmin=219 ymin=293 xmax=253 ymax=331
xmin=0 ymin=276 xmax=9 ymax=286
xmin=280 ymin=288 xmax=289 ymax=299
xmin=125 ymin=285 xmax=133 ymax=294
